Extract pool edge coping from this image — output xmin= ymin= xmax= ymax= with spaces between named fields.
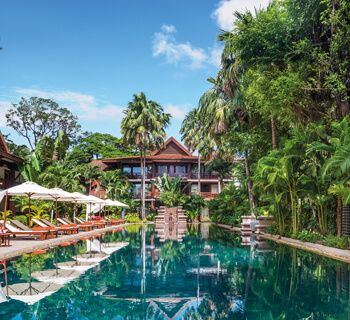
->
xmin=213 ymin=223 xmax=350 ymax=264
xmin=0 ymin=222 xmax=152 ymax=261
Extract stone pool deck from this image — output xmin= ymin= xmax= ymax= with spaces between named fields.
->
xmin=0 ymin=223 xmax=129 ymax=261
xmin=260 ymin=233 xmax=350 ymax=264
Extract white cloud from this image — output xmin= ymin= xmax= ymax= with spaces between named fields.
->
xmin=0 ymin=101 xmax=12 ymax=127
xmin=212 ymin=0 xmax=270 ymax=31
xmin=161 ymin=24 xmax=176 ymax=33
xmin=153 ymin=24 xmax=210 ymax=69
xmin=166 ymin=104 xmax=188 ymax=120
xmin=14 ymin=88 xmax=123 ymax=122
xmin=209 ymin=44 xmax=223 ymax=68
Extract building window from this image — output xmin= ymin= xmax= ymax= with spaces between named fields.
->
xmin=191 ymin=184 xmax=198 ymax=193
xmin=133 ymin=183 xmax=141 ymax=195
xmin=157 ymin=165 xmax=168 ymax=175
xmin=122 ymin=166 xmax=132 ymax=174
xmin=133 ymin=167 xmax=141 ymax=176
xmin=211 ymin=184 xmax=219 ymax=194
xmin=175 ymin=165 xmax=186 ymax=175
xmin=201 ymin=184 xmax=210 ymax=192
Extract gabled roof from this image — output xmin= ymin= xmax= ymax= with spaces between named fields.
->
xmin=0 ymin=132 xmax=9 ymax=153
xmin=0 ymin=131 xmax=23 ymax=163
xmin=151 ymin=137 xmax=192 ymax=156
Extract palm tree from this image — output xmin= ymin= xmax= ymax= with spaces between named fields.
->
xmin=180 ymin=109 xmax=203 ymax=195
xmin=39 ymin=161 xmax=84 ymax=192
xmin=121 ymin=92 xmax=171 ymax=219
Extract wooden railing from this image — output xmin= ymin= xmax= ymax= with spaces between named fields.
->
xmin=126 ymin=173 xmax=229 ymax=180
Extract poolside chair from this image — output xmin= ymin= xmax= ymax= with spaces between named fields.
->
xmin=2 ymin=220 xmax=53 ymax=240
xmin=75 ymin=217 xmax=105 ymax=229
xmin=57 ymin=217 xmax=93 ymax=232
xmin=105 ymin=217 xmax=125 ymax=225
xmin=32 ymin=218 xmax=78 ymax=235
xmin=41 ymin=218 xmax=79 ymax=234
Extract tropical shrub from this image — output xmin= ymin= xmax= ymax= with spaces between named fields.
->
xmin=159 ymin=191 xmax=184 ymax=207
xmin=0 ymin=210 xmax=13 ymax=220
xmin=294 ymin=230 xmax=324 ymax=243
xmin=183 ymin=194 xmax=206 ymax=222
xmin=146 ymin=211 xmax=156 ymax=221
xmin=125 ymin=213 xmax=142 ymax=223
xmin=324 ymin=235 xmax=350 ymax=249
xmin=208 ymin=182 xmax=249 ymax=226
xmin=15 ymin=215 xmax=28 ymax=226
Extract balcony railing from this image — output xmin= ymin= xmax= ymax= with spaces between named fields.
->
xmin=126 ymin=173 xmax=228 ymax=180
xmin=132 ymin=190 xmax=219 ymax=200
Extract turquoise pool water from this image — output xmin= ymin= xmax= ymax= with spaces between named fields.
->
xmin=0 ymin=224 xmax=350 ymax=319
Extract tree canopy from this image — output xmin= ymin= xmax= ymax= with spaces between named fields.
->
xmin=6 ymin=97 xmax=81 ymax=150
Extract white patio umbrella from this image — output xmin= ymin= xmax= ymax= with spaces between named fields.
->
xmin=1 ymin=182 xmax=57 ymax=226
xmin=32 ymin=188 xmax=84 ymax=223
xmin=74 ymin=194 xmax=106 ymax=221
xmin=105 ymin=199 xmax=128 ymax=208
xmin=103 ymin=199 xmax=128 ymax=218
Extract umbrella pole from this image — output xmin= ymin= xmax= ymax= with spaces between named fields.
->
xmin=55 ymin=199 xmax=58 ymax=225
xmin=3 ymin=191 xmax=8 ymax=227
xmin=73 ymin=202 xmax=77 ymax=222
xmin=28 ymin=195 xmax=32 ymax=226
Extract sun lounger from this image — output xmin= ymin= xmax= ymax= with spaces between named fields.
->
xmin=75 ymin=217 xmax=105 ymax=229
xmin=57 ymin=218 xmax=93 ymax=232
xmin=2 ymin=220 xmax=53 ymax=240
xmin=32 ymin=218 xmax=78 ymax=235
xmin=105 ymin=217 xmax=125 ymax=225
xmin=41 ymin=218 xmax=79 ymax=234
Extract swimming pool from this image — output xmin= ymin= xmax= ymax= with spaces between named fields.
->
xmin=0 ymin=224 xmax=349 ymax=319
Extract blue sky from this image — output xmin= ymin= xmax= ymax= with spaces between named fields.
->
xmin=0 ymin=0 xmax=269 ymax=145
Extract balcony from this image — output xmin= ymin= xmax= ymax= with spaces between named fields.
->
xmin=126 ymin=172 xmax=226 ymax=180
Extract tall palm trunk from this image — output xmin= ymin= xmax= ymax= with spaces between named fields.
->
xmin=142 ymin=151 xmax=147 ymax=219
xmin=197 ymin=153 xmax=201 ymax=195
xmin=244 ymin=150 xmax=255 ymax=213
xmin=271 ymin=117 xmax=278 ymax=149
xmin=140 ymin=148 xmax=145 ymax=219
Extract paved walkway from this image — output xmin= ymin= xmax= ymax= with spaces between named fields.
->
xmin=260 ymin=233 xmax=350 ymax=264
xmin=0 ymin=223 xmax=129 ymax=261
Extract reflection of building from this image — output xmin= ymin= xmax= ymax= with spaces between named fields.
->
xmin=155 ymin=221 xmax=187 ymax=242
xmin=90 ymin=137 xmax=234 ymax=207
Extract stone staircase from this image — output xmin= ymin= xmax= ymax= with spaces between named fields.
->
xmin=155 ymin=206 xmax=187 ymax=224
xmin=155 ymin=206 xmax=187 ymax=242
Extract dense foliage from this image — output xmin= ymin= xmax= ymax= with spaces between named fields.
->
xmin=4 ymin=98 xmax=135 ymax=221
xmin=181 ymin=0 xmax=350 ymax=237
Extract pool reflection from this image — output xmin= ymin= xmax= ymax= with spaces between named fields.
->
xmin=1 ymin=225 xmax=350 ymax=319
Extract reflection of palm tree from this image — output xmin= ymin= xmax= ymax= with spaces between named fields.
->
xmin=155 ymin=241 xmax=185 ymax=277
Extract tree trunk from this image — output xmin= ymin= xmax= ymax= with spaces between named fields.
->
xmin=142 ymin=152 xmax=147 ymax=219
xmin=198 ymin=153 xmax=201 ymax=196
xmin=337 ymin=196 xmax=342 ymax=236
xmin=244 ymin=151 xmax=255 ymax=213
xmin=218 ymin=177 xmax=222 ymax=193
xmin=271 ymin=117 xmax=278 ymax=149
xmin=140 ymin=149 xmax=145 ymax=220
